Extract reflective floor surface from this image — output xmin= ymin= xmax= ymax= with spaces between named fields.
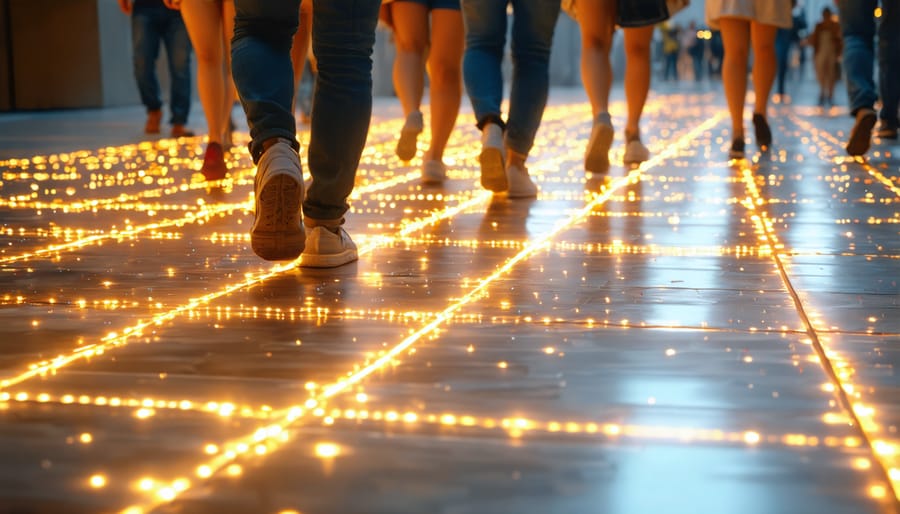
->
xmin=0 ymin=84 xmax=898 ymax=514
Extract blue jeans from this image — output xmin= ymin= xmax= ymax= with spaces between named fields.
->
xmin=461 ymin=0 xmax=560 ymax=156
xmin=231 ymin=0 xmax=380 ymax=222
xmin=131 ymin=1 xmax=192 ymax=125
xmin=838 ymin=0 xmax=900 ymax=126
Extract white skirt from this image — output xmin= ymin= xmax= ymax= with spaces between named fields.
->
xmin=705 ymin=0 xmax=793 ymax=30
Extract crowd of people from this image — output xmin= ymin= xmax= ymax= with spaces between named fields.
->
xmin=116 ymin=0 xmax=899 ymax=269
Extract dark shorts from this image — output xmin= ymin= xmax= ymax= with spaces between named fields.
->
xmin=394 ymin=0 xmax=461 ymax=11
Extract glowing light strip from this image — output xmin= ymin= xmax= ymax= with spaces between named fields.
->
xmin=0 ymin=390 xmax=867 ymax=451
xmin=118 ymin=112 xmax=727 ymax=513
xmin=788 ymin=113 xmax=900 ymax=197
xmin=736 ymin=160 xmax=900 ymax=501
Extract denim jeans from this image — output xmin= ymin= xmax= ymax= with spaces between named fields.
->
xmin=131 ymin=1 xmax=192 ymax=125
xmin=461 ymin=0 xmax=560 ymax=156
xmin=232 ymin=0 xmax=380 ymax=222
xmin=838 ymin=0 xmax=900 ymax=125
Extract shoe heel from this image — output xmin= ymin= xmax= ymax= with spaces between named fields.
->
xmin=251 ymin=174 xmax=305 ymax=261
xmin=479 ymin=147 xmax=507 ymax=192
xmin=585 ymin=123 xmax=614 ymax=173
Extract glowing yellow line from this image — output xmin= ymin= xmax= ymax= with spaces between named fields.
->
xmin=788 ymin=113 xmax=900 ymax=197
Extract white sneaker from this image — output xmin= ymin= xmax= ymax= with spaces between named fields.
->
xmin=480 ymin=123 xmax=507 ymax=192
xmin=251 ymin=139 xmax=305 ymax=261
xmin=623 ymin=138 xmax=650 ymax=165
xmin=506 ymin=163 xmax=538 ymax=198
xmin=585 ymin=113 xmax=614 ymax=173
xmin=422 ymin=160 xmax=446 ymax=184
xmin=396 ymin=110 xmax=423 ymax=161
xmin=300 ymin=225 xmax=358 ymax=268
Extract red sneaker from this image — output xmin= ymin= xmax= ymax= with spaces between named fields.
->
xmin=200 ymin=142 xmax=227 ymax=180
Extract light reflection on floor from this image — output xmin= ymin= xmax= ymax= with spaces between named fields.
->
xmin=0 ymin=86 xmax=898 ymax=513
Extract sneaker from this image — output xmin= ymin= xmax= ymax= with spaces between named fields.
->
xmin=585 ymin=112 xmax=614 ymax=173
xmin=506 ymin=163 xmax=538 ymax=198
xmin=300 ymin=225 xmax=358 ymax=268
xmin=250 ymin=139 xmax=305 ymax=261
xmin=171 ymin=124 xmax=194 ymax=138
xmin=728 ymin=138 xmax=745 ymax=159
xmin=752 ymin=113 xmax=772 ymax=148
xmin=876 ymin=121 xmax=898 ymax=140
xmin=623 ymin=138 xmax=650 ymax=166
xmin=422 ymin=160 xmax=446 ymax=184
xmin=396 ymin=110 xmax=423 ymax=161
xmin=846 ymin=107 xmax=877 ymax=156
xmin=200 ymin=142 xmax=227 ymax=180
xmin=145 ymin=110 xmax=162 ymax=134
xmin=480 ymin=122 xmax=507 ymax=192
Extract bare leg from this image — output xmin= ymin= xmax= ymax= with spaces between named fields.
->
xmin=623 ymin=25 xmax=654 ymax=136
xmin=390 ymin=2 xmax=429 ymax=117
xmin=576 ymin=0 xmax=616 ymax=117
xmin=291 ymin=0 xmax=313 ymax=102
xmin=424 ymin=9 xmax=464 ymax=163
xmin=181 ymin=0 xmax=228 ymax=145
xmin=719 ymin=17 xmax=751 ymax=140
xmin=221 ymin=0 xmax=237 ymax=144
xmin=750 ymin=21 xmax=778 ymax=116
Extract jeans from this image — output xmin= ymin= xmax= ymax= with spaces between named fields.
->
xmin=232 ymin=0 xmax=380 ymax=222
xmin=774 ymin=31 xmax=791 ymax=96
xmin=838 ymin=0 xmax=900 ymax=125
xmin=131 ymin=2 xmax=192 ymax=125
xmin=461 ymin=0 xmax=560 ymax=156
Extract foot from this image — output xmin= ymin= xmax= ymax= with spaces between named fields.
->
xmin=728 ymin=138 xmax=745 ymax=159
xmin=846 ymin=108 xmax=877 ymax=156
xmin=300 ymin=225 xmax=358 ymax=268
xmin=250 ymin=139 xmax=305 ymax=261
xmin=585 ymin=112 xmax=614 ymax=173
xmin=623 ymin=132 xmax=650 ymax=166
xmin=876 ymin=121 xmax=898 ymax=140
xmin=752 ymin=113 xmax=772 ymax=148
xmin=396 ymin=110 xmax=423 ymax=161
xmin=171 ymin=124 xmax=194 ymax=138
xmin=200 ymin=142 xmax=227 ymax=180
xmin=506 ymin=163 xmax=538 ymax=198
xmin=422 ymin=160 xmax=447 ymax=184
xmin=480 ymin=122 xmax=507 ymax=192
xmin=145 ymin=110 xmax=162 ymax=134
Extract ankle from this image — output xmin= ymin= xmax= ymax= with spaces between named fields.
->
xmin=625 ymin=129 xmax=641 ymax=142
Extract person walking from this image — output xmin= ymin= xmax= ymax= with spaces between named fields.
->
xmin=837 ymin=0 xmax=900 ymax=156
xmin=568 ymin=0 xmax=686 ymax=173
xmin=807 ymin=7 xmax=842 ymax=108
xmin=706 ymin=0 xmax=792 ymax=159
xmin=461 ymin=0 xmax=561 ymax=198
xmin=231 ymin=0 xmax=380 ymax=266
xmin=165 ymin=0 xmax=236 ymax=180
xmin=382 ymin=0 xmax=464 ymax=184
xmin=118 ymin=0 xmax=194 ymax=138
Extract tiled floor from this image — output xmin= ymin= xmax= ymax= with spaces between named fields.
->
xmin=0 ymin=83 xmax=898 ymax=514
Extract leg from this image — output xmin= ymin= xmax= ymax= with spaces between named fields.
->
xmin=221 ymin=0 xmax=238 ymax=145
xmin=877 ymin=0 xmax=900 ymax=128
xmin=837 ymin=0 xmax=878 ymax=115
xmin=461 ymin=0 xmax=508 ymax=192
xmin=181 ymin=0 xmax=228 ymax=145
xmin=390 ymin=1 xmax=429 ymax=160
xmin=576 ymin=0 xmax=616 ymax=117
xmin=718 ymin=18 xmax=750 ymax=142
xmin=425 ymin=8 xmax=464 ymax=163
xmin=623 ymin=25 xmax=653 ymax=136
xmin=750 ymin=22 xmax=778 ymax=116
xmin=130 ymin=9 xmax=163 ymax=121
xmin=506 ymin=0 xmax=560 ymax=159
xmin=461 ymin=0 xmax=507 ymax=128
xmin=576 ymin=0 xmax=616 ymax=173
xmin=304 ymin=0 xmax=380 ymax=223
xmin=162 ymin=9 xmax=193 ymax=128
xmin=291 ymin=0 xmax=313 ymax=106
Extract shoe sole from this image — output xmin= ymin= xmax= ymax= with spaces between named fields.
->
xmin=480 ymin=147 xmax=508 ymax=192
xmin=585 ymin=124 xmax=614 ymax=173
xmin=396 ymin=130 xmax=419 ymax=161
xmin=847 ymin=111 xmax=877 ymax=156
xmin=300 ymin=249 xmax=358 ymax=268
xmin=251 ymin=174 xmax=305 ymax=261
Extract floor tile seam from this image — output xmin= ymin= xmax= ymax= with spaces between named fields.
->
xmin=736 ymin=154 xmax=900 ymax=502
